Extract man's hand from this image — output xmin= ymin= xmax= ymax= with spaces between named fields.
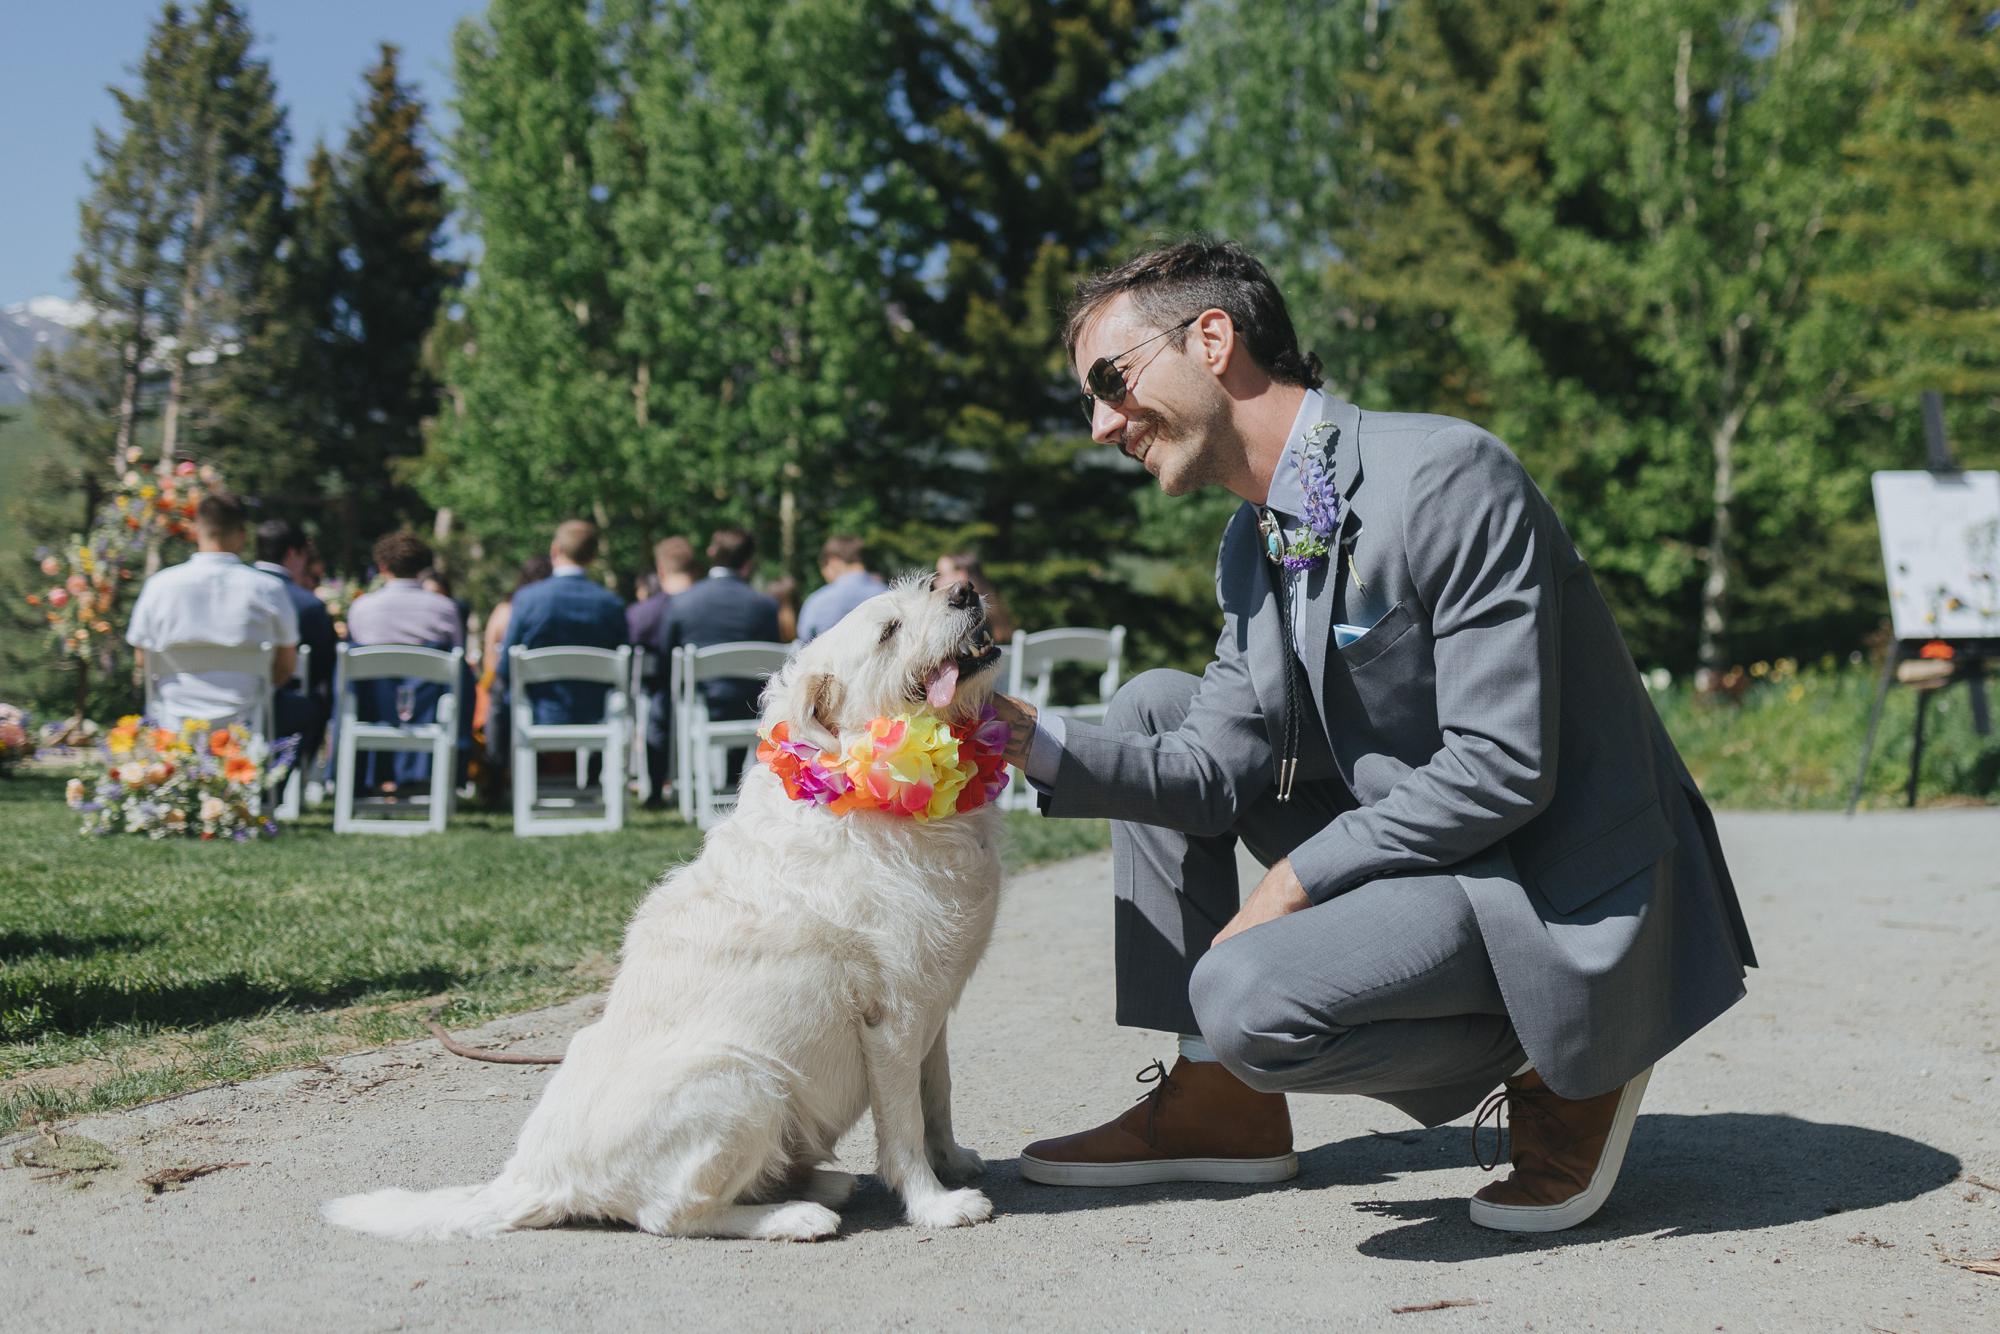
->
xmin=1213 ymin=857 xmax=1311 ymax=947
xmin=989 ymin=693 xmax=1038 ymax=769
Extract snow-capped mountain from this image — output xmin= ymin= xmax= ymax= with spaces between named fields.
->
xmin=0 ymin=297 xmax=90 ymax=405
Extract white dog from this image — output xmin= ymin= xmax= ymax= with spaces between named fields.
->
xmin=324 ymin=577 xmax=1007 ymax=1241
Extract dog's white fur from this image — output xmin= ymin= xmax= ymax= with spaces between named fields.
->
xmin=323 ymin=578 xmax=1005 ymax=1241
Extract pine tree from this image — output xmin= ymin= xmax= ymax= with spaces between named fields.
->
xmin=145 ymin=0 xmax=299 ymax=503
xmin=876 ymin=0 xmax=1182 ymax=651
xmin=289 ymin=45 xmax=455 ymax=572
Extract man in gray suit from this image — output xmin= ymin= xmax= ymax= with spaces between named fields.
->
xmin=993 ymin=240 xmax=1755 ymax=1233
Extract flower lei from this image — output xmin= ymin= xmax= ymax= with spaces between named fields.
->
xmin=1261 ymin=420 xmax=1342 ymax=571
xmin=757 ymin=705 xmax=1011 ymax=821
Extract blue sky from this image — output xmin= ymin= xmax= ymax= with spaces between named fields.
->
xmin=0 ymin=1 xmax=483 ymax=304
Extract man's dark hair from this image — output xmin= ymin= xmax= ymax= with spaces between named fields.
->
xmin=819 ymin=534 xmax=866 ymax=568
xmin=373 ymin=530 xmax=434 ymax=580
xmin=708 ymin=526 xmax=756 ymax=572
xmin=194 ymin=491 xmax=248 ymax=540
xmin=1064 ymin=238 xmax=1323 ymax=390
xmin=254 ymin=517 xmax=307 ymax=566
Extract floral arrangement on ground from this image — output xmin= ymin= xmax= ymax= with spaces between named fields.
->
xmin=65 ymin=715 xmax=295 ymax=840
xmin=0 ymin=704 xmax=31 ymax=774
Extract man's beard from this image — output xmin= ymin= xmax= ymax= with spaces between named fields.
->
xmin=1133 ymin=397 xmax=1237 ymax=497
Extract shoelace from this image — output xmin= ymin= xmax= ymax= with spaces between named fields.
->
xmin=1471 ymin=1081 xmax=1569 ymax=1172
xmin=1132 ymin=1059 xmax=1179 ymax=1144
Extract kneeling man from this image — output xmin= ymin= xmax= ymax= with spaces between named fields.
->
xmin=992 ymin=240 xmax=1756 ymax=1233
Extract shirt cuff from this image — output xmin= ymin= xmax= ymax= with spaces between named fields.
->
xmin=1024 ymin=712 xmax=1066 ymax=793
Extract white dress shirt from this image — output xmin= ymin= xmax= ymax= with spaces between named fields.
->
xmin=127 ymin=551 xmax=299 ymax=728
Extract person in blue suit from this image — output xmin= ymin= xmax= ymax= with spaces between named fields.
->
xmin=495 ymin=519 xmax=630 ymax=728
xmin=655 ymin=527 xmax=781 ymax=726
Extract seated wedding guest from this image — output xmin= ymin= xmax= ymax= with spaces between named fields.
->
xmin=937 ymin=550 xmax=1015 ymax=643
xmin=252 ymin=518 xmax=337 ymax=767
xmin=765 ymin=575 xmax=800 ymax=644
xmin=796 ymin=535 xmax=888 ymax=644
xmin=475 ymin=554 xmax=553 ymax=791
xmin=626 ymin=536 xmax=697 ymax=807
xmin=495 ymin=519 xmax=629 ymax=735
xmin=348 ymin=531 xmax=465 ymax=791
xmin=625 ymin=536 xmax=695 ymax=648
xmin=127 ymin=491 xmax=299 ymax=730
xmin=656 ymin=527 xmax=780 ymax=725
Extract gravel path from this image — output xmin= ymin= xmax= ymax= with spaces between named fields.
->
xmin=4 ymin=811 xmax=1997 ymax=1332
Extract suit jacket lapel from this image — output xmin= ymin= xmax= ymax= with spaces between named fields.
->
xmin=1300 ymin=395 xmax=1361 ymax=734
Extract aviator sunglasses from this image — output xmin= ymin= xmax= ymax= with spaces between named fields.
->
xmin=1079 ymin=315 xmax=1198 ymax=425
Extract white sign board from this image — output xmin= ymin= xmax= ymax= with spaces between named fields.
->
xmin=1872 ymin=470 xmax=2000 ymax=642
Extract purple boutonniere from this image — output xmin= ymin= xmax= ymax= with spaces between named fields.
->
xmin=1261 ymin=420 xmax=1343 ymax=571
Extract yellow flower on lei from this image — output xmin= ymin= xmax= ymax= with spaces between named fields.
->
xmin=829 ymin=713 xmax=974 ymax=821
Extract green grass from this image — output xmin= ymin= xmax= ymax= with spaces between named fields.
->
xmin=1653 ymin=658 xmax=2000 ymax=810
xmin=0 ymin=775 xmax=1108 ymax=1127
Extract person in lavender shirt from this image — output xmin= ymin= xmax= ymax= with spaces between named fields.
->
xmin=347 ymin=531 xmax=465 ymax=792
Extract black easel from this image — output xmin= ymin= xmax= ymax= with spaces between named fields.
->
xmin=1846 ymin=393 xmax=1997 ymax=813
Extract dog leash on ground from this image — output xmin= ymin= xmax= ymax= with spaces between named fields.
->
xmin=423 ymin=1005 xmax=564 ymax=1065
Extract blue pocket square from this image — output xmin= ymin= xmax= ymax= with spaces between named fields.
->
xmin=1333 ymin=623 xmax=1372 ymax=648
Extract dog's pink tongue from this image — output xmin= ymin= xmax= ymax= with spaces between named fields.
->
xmin=924 ymin=662 xmax=960 ymax=710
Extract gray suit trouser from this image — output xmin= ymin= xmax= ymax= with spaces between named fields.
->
xmin=1110 ymin=670 xmax=1526 ymax=1127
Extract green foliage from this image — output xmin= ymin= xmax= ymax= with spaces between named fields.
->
xmin=1822 ymin=0 xmax=2000 ymax=436
xmin=1653 ymin=658 xmax=2000 ymax=809
xmin=0 ymin=772 xmax=1106 ymax=1121
xmin=1134 ymin=0 xmax=1999 ymax=673
xmin=877 ymin=0 xmax=1186 ymax=658
xmin=288 ymin=46 xmax=457 ymax=574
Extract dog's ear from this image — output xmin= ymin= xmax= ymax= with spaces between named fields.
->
xmin=806 ymin=673 xmax=844 ymax=740
xmin=765 ymin=663 xmax=845 ymax=749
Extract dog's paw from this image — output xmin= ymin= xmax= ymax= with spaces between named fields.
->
xmin=906 ymin=1187 xmax=992 ymax=1230
xmin=752 ymin=1201 xmax=842 ymax=1242
xmin=929 ymin=1143 xmax=985 ymax=1184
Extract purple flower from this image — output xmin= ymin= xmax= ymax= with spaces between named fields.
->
xmin=1300 ymin=445 xmax=1341 ymax=539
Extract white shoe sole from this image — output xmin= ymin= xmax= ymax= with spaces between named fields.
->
xmin=1018 ymin=1152 xmax=1298 ymax=1187
xmin=1468 ymin=1066 xmax=1652 ymax=1233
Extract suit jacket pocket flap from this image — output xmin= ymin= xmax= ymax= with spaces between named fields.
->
xmin=1335 ymin=601 xmax=1415 ymax=672
xmin=1525 ymin=800 xmax=1677 ymax=915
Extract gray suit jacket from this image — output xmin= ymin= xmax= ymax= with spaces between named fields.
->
xmin=1044 ymin=394 xmax=1756 ymax=1099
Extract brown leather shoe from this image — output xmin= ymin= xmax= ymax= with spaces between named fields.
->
xmin=1019 ymin=1057 xmax=1297 ymax=1186
xmin=1468 ymin=1066 xmax=1652 ymax=1232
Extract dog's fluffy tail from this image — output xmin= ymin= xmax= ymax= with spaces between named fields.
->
xmin=322 ymin=1175 xmax=557 ymax=1242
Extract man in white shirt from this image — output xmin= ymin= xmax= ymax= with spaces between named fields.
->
xmin=127 ymin=491 xmax=299 ymax=730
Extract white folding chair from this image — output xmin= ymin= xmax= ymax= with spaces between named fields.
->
xmin=332 ymin=644 xmax=465 ymax=836
xmin=629 ymin=647 xmax=661 ymax=802
xmin=673 ymin=641 xmax=790 ymax=828
xmin=272 ymin=642 xmax=311 ymax=821
xmin=142 ymin=640 xmax=276 ymax=736
xmin=509 ymin=645 xmax=633 ymax=836
xmin=1004 ymin=625 xmax=1127 ymax=809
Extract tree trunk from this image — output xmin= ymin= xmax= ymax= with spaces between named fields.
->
xmin=1696 ymin=409 xmax=1744 ymax=685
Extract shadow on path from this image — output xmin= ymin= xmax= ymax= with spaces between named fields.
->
xmin=1351 ymin=1113 xmax=1960 ymax=1258
xmin=838 ymin=1113 xmax=1960 ymax=1249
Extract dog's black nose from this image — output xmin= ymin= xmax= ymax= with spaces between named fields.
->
xmin=946 ymin=580 xmax=979 ymax=611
